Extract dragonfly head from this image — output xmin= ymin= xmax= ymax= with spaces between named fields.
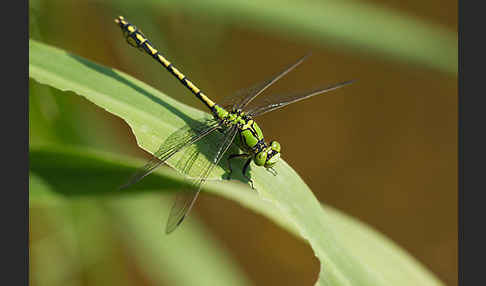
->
xmin=254 ymin=141 xmax=281 ymax=168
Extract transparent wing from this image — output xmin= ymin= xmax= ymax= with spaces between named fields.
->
xmin=220 ymin=54 xmax=310 ymax=110
xmin=165 ymin=125 xmax=238 ymax=234
xmin=119 ymin=118 xmax=221 ymax=190
xmin=247 ymin=80 xmax=355 ymax=117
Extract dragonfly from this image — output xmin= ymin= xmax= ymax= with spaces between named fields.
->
xmin=115 ymin=16 xmax=354 ymax=234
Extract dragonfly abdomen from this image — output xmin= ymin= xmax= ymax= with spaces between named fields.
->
xmin=115 ymin=16 xmax=216 ymax=110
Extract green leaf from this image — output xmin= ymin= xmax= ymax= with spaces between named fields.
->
xmin=29 ymin=40 xmax=443 ymax=285
xmin=114 ymin=0 xmax=457 ymax=74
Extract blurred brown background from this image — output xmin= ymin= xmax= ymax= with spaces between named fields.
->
xmin=30 ymin=0 xmax=457 ymax=285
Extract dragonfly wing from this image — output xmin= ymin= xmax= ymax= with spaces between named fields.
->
xmin=220 ymin=54 xmax=310 ymax=110
xmin=248 ymin=80 xmax=355 ymax=117
xmin=120 ymin=118 xmax=221 ymax=190
xmin=165 ymin=125 xmax=238 ymax=234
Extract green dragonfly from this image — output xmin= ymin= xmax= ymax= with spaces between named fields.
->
xmin=115 ymin=16 xmax=354 ymax=234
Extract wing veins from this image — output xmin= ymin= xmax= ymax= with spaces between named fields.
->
xmin=120 ymin=120 xmax=221 ymax=190
xmin=238 ymin=54 xmax=311 ymax=109
xmin=249 ymin=80 xmax=355 ymax=117
xmin=220 ymin=54 xmax=310 ymax=110
xmin=165 ymin=126 xmax=238 ymax=234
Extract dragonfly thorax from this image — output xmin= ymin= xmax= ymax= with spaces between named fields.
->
xmin=218 ymin=107 xmax=282 ymax=168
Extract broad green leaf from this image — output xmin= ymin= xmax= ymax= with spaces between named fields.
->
xmin=29 ymin=40 xmax=443 ymax=285
xmin=113 ymin=0 xmax=457 ymax=74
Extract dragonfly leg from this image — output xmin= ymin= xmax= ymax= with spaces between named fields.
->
xmin=242 ymin=157 xmax=255 ymax=190
xmin=267 ymin=167 xmax=278 ymax=176
xmin=226 ymin=153 xmax=250 ymax=179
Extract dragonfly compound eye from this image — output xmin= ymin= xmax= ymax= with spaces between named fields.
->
xmin=270 ymin=140 xmax=281 ymax=153
xmin=254 ymin=151 xmax=267 ymax=166
xmin=265 ymin=149 xmax=281 ymax=168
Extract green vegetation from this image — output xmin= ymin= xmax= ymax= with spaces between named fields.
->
xmin=30 ymin=1 xmax=456 ymax=285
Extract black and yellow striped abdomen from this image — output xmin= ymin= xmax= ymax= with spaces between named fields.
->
xmin=115 ymin=16 xmax=216 ymax=110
